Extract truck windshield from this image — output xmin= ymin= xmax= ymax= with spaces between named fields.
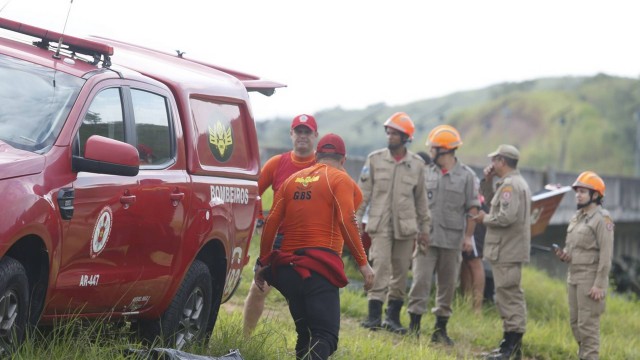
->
xmin=0 ymin=54 xmax=84 ymax=153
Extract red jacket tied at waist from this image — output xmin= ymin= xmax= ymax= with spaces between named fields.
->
xmin=259 ymin=248 xmax=348 ymax=288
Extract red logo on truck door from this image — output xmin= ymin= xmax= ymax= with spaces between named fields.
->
xmin=91 ymin=206 xmax=113 ymax=258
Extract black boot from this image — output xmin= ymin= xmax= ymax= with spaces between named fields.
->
xmin=510 ymin=332 xmax=523 ymax=360
xmin=487 ymin=332 xmax=508 ymax=356
xmin=382 ymin=300 xmax=408 ymax=335
xmin=408 ymin=312 xmax=422 ymax=336
xmin=485 ymin=332 xmax=523 ymax=360
xmin=430 ymin=316 xmax=454 ymax=346
xmin=360 ymin=300 xmax=383 ymax=330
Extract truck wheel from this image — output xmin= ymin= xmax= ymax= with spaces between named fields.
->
xmin=0 ymin=257 xmax=29 ymax=355
xmin=138 ymin=260 xmax=212 ymax=350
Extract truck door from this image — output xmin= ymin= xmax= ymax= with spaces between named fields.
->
xmin=114 ymin=87 xmax=191 ymax=312
xmin=52 ymin=83 xmax=191 ymax=314
xmin=52 ymin=87 xmax=140 ymax=314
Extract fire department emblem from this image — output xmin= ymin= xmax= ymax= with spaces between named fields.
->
xmin=91 ymin=206 xmax=113 ymax=258
xmin=295 ymin=175 xmax=319 ymax=187
xmin=208 ymin=121 xmax=234 ymax=162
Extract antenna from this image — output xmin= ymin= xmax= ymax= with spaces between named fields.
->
xmin=53 ymin=0 xmax=75 ymax=59
xmin=0 ymin=0 xmax=13 ymax=14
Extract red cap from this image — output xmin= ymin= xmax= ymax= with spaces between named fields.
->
xmin=316 ymin=133 xmax=346 ymax=156
xmin=291 ymin=114 xmax=317 ymax=132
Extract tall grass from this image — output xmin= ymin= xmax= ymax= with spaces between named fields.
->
xmin=221 ymin=234 xmax=640 ymax=359
xmin=15 ymin=318 xmax=139 ymax=359
xmin=15 ymin=233 xmax=639 ymax=359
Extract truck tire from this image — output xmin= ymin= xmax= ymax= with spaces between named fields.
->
xmin=0 ymin=257 xmax=29 ymax=355
xmin=138 ymin=259 xmax=213 ymax=349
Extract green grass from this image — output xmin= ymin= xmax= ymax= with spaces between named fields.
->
xmin=215 ymin=234 xmax=640 ymax=359
xmin=261 ymin=187 xmax=274 ymax=212
xmin=15 ymin=233 xmax=640 ymax=359
xmin=15 ymin=319 xmax=139 ymax=359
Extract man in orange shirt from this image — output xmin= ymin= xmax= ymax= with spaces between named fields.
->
xmin=243 ymin=114 xmax=319 ymax=337
xmin=255 ymin=134 xmax=374 ymax=360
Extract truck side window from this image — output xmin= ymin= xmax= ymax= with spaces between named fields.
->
xmin=131 ymin=89 xmax=171 ymax=166
xmin=190 ymin=98 xmax=250 ymax=170
xmin=78 ymin=88 xmax=125 ymax=157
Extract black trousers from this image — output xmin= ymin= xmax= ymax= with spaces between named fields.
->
xmin=269 ymin=266 xmax=340 ymax=360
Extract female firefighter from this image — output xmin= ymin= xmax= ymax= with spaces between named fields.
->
xmin=554 ymin=171 xmax=614 ymax=360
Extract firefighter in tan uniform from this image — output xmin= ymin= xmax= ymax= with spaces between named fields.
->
xmin=474 ymin=144 xmax=531 ymax=360
xmin=357 ymin=112 xmax=431 ymax=335
xmin=554 ymin=171 xmax=613 ymax=360
xmin=406 ymin=125 xmax=479 ymax=344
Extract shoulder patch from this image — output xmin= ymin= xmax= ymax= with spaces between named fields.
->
xmin=604 ymin=215 xmax=614 ymax=231
xmin=501 ymin=185 xmax=513 ymax=201
xmin=359 ymin=166 xmax=370 ymax=182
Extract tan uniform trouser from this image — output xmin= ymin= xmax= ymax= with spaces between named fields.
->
xmin=491 ymin=262 xmax=527 ymax=333
xmin=407 ymin=247 xmax=461 ymax=316
xmin=367 ymin=232 xmax=414 ymax=302
xmin=569 ymin=283 xmax=605 ymax=360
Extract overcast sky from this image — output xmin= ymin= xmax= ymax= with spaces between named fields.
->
xmin=2 ymin=0 xmax=638 ymax=120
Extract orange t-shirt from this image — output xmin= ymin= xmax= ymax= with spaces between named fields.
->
xmin=259 ymin=152 xmax=316 ymax=195
xmin=257 ymin=152 xmax=316 ymax=221
xmin=260 ymin=163 xmax=368 ymax=266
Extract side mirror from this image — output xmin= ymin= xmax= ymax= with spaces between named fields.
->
xmin=72 ymin=135 xmax=139 ymax=176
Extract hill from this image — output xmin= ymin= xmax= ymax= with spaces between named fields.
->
xmin=256 ymin=74 xmax=640 ymax=176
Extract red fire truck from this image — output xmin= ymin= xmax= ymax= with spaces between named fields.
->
xmin=0 ymin=17 xmax=283 ymax=352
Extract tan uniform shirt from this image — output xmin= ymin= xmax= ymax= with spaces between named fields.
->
xmin=356 ymin=148 xmax=431 ymax=240
xmin=425 ymin=161 xmax=480 ymax=249
xmin=564 ymin=206 xmax=614 ymax=289
xmin=480 ymin=169 xmax=531 ymax=263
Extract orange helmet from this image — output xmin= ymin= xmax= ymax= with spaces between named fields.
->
xmin=427 ymin=125 xmax=463 ymax=150
xmin=384 ymin=112 xmax=415 ymax=140
xmin=572 ymin=171 xmax=605 ymax=197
